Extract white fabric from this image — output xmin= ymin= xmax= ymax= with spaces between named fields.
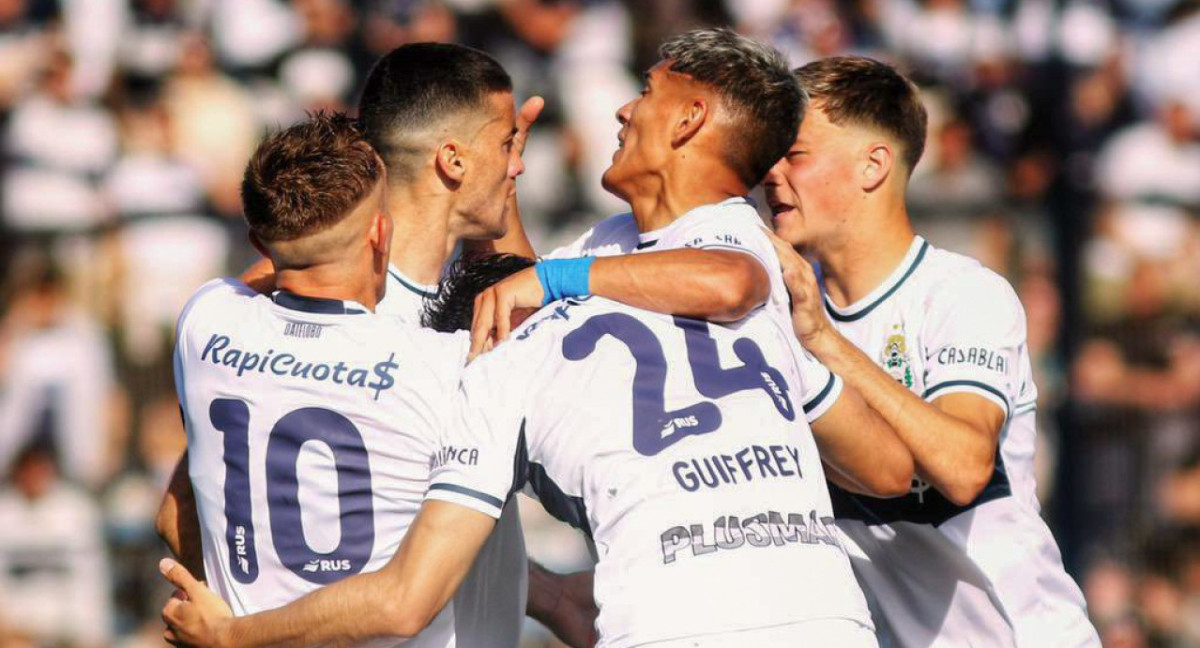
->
xmin=378 ymin=264 xmax=439 ymax=326
xmin=824 ymin=236 xmax=1100 ymax=648
xmin=644 ymin=617 xmax=876 ymax=648
xmin=175 ymin=279 xmax=524 ymax=648
xmin=0 ymin=484 xmax=113 ymax=647
xmin=430 ymin=296 xmax=872 ymax=648
xmin=0 ymin=313 xmax=114 ymax=488
xmin=546 ymin=198 xmax=844 ymax=422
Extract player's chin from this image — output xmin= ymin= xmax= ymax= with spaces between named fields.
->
xmin=770 ymin=208 xmax=803 ymax=244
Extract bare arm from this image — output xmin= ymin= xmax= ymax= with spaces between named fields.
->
xmin=155 ymin=451 xmax=206 ymax=579
xmin=770 ymin=235 xmax=1003 ymax=506
xmin=470 ymin=249 xmax=769 ymax=357
xmin=809 ymin=384 xmax=914 ymax=498
xmin=162 ymin=501 xmax=497 ymax=648
xmin=810 ymin=331 xmax=1002 ymax=505
xmin=526 ymin=562 xmax=598 ymax=648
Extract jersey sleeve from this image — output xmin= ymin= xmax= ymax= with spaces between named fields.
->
xmin=427 ymin=346 xmax=529 ymax=519
xmin=794 ymin=345 xmax=844 ymax=424
xmin=920 ymin=268 xmax=1024 ymax=418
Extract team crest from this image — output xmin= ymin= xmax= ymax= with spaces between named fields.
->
xmin=880 ymin=324 xmax=914 ymax=389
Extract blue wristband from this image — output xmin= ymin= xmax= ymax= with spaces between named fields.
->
xmin=535 ymin=257 xmax=596 ymax=306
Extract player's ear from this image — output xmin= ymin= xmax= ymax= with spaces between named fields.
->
xmin=435 ymin=139 xmax=467 ymax=188
xmin=672 ymin=97 xmax=708 ymax=148
xmin=861 ymin=141 xmax=894 ymax=192
xmin=370 ymin=207 xmax=392 ymax=258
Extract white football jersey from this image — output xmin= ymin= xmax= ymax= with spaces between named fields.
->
xmin=824 ymin=236 xmax=1099 ymax=648
xmin=428 ymin=297 xmax=873 ymax=648
xmin=173 ymin=279 xmax=524 ymax=648
xmin=378 ymin=264 xmax=438 ymax=325
xmin=548 ymin=197 xmax=843 ymax=420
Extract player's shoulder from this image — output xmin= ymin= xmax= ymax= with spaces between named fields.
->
xmin=921 ymin=246 xmax=1018 ymax=305
xmin=177 ymin=278 xmax=259 ymax=331
xmin=545 ymin=213 xmax=638 ymax=259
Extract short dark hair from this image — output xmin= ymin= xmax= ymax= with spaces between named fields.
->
xmin=358 ymin=43 xmax=512 ymax=180
xmin=795 ymin=57 xmax=928 ymax=173
xmin=422 ymin=254 xmax=535 ymax=333
xmin=242 ymin=112 xmax=382 ymax=242
xmin=659 ymin=28 xmax=804 ymax=187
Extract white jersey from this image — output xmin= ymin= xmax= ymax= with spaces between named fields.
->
xmin=428 ymin=297 xmax=874 ymax=648
xmin=548 ymin=197 xmax=843 ymax=421
xmin=824 ymin=237 xmax=1099 ymax=648
xmin=376 ymin=261 xmax=530 ymax=646
xmin=378 ymin=264 xmax=438 ymax=325
xmin=173 ymin=279 xmax=524 ymax=648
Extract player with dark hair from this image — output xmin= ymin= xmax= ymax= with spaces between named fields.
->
xmin=764 ymin=56 xmax=1100 ymax=648
xmin=165 ymin=112 xmax=521 ymax=648
xmin=161 ymin=252 xmax=916 ymax=648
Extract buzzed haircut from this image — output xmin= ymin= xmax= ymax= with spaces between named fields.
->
xmin=422 ymin=253 xmax=535 ymax=333
xmin=241 ymin=112 xmax=383 ymax=242
xmin=357 ymin=43 xmax=513 ymax=180
xmin=659 ymin=28 xmax=804 ymax=187
xmin=795 ymin=57 xmax=928 ymax=173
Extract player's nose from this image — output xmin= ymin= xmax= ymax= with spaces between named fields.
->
xmin=764 ymin=157 xmax=787 ymax=187
xmin=616 ymin=100 xmax=633 ymax=126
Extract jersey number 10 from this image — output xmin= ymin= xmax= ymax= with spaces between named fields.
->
xmin=208 ymin=399 xmax=375 ymax=585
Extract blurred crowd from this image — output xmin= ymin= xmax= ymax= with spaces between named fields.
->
xmin=0 ymin=0 xmax=1197 ymax=647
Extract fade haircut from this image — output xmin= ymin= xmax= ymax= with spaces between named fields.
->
xmin=795 ymin=57 xmax=928 ymax=173
xmin=658 ymin=28 xmax=804 ymax=187
xmin=358 ymin=43 xmax=512 ymax=181
xmin=242 ymin=112 xmax=382 ymax=242
xmin=422 ymin=254 xmax=535 ymax=333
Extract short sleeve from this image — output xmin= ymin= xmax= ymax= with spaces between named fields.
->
xmin=920 ymin=269 xmax=1024 ymax=418
xmin=794 ymin=344 xmax=844 ymax=423
xmin=427 ymin=347 xmax=528 ymax=519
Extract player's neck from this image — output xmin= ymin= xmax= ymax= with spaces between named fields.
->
xmin=819 ymin=201 xmax=916 ymax=309
xmin=628 ymin=161 xmax=745 ymax=233
xmin=274 ymin=264 xmax=380 ymax=312
xmin=387 ymin=192 xmax=455 ymax=287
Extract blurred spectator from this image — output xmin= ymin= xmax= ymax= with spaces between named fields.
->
xmin=0 ymin=255 xmax=124 ymax=489
xmin=104 ymin=89 xmax=228 ymax=364
xmin=3 ymin=49 xmax=116 ymax=231
xmin=0 ymin=441 xmax=114 ymax=648
xmin=162 ymin=33 xmax=260 ymax=218
xmin=1095 ymin=99 xmax=1200 ymax=208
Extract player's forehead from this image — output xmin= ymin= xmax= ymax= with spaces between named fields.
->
xmin=477 ymin=91 xmax=516 ymax=134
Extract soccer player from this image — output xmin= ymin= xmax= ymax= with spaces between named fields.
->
xmin=170 ymin=113 xmax=519 ymax=648
xmin=763 ymin=57 xmax=1100 ymax=648
xmin=161 ymin=253 xmax=914 ymax=648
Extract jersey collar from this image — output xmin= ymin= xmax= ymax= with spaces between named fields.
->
xmin=635 ymin=196 xmax=756 ymax=250
xmin=824 ymin=236 xmax=929 ymax=322
xmin=271 ymin=290 xmax=370 ymax=315
xmin=387 ymin=264 xmax=439 ymax=298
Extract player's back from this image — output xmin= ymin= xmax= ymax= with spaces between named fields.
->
xmin=174 ymin=279 xmax=476 ymax=648
xmin=433 ymin=297 xmax=873 ymax=648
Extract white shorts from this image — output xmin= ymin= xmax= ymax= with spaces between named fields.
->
xmin=640 ymin=618 xmax=878 ymax=648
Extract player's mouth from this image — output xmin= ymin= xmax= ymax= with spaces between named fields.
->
xmin=769 ymin=201 xmax=796 ymax=223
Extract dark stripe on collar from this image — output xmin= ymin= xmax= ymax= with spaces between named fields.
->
xmin=635 ymin=240 xmax=658 ymax=250
xmin=825 ymin=241 xmax=929 ymax=323
xmin=388 ymin=269 xmax=437 ymax=298
xmin=272 ymin=291 xmax=367 ymax=315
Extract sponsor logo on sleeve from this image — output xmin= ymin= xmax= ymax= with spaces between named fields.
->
xmin=935 ymin=346 xmax=1007 ymax=373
